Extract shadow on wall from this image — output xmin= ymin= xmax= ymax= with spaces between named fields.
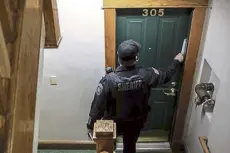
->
xmin=38 ymin=0 xmax=105 ymax=141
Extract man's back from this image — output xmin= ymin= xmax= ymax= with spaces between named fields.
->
xmin=105 ymin=66 xmax=152 ymax=121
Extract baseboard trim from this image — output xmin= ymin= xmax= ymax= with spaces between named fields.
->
xmin=38 ymin=140 xmax=96 ymax=150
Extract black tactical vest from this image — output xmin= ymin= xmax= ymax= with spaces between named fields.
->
xmin=106 ymin=66 xmax=150 ymax=121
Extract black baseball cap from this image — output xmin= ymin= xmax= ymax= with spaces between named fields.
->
xmin=117 ymin=40 xmax=141 ymax=61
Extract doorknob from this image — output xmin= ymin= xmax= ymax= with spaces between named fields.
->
xmin=163 ymin=88 xmax=176 ymax=96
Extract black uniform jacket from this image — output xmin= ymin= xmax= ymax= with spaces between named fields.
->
xmin=87 ymin=59 xmax=180 ymax=130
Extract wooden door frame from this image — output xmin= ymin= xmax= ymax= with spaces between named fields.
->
xmin=103 ymin=0 xmax=208 ymax=151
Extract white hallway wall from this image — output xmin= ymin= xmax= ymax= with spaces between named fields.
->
xmin=39 ymin=0 xmax=105 ymax=140
xmin=184 ymin=0 xmax=230 ymax=153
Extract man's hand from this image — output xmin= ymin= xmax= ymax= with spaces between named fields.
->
xmin=174 ymin=53 xmax=184 ymax=63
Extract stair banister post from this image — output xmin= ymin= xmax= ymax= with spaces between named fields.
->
xmin=93 ymin=120 xmax=116 ymax=153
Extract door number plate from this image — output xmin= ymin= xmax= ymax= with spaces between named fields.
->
xmin=142 ymin=9 xmax=165 ymax=17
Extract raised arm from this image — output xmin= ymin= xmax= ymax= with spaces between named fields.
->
xmin=147 ymin=53 xmax=184 ymax=87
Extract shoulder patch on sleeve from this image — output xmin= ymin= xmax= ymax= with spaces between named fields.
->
xmin=96 ymin=83 xmax=103 ymax=95
xmin=152 ymin=67 xmax=159 ymax=75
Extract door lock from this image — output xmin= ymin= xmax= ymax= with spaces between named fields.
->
xmin=171 ymin=82 xmax=177 ymax=87
xmin=163 ymin=88 xmax=176 ymax=96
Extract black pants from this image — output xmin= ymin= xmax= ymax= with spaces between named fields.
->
xmin=117 ymin=119 xmax=144 ymax=153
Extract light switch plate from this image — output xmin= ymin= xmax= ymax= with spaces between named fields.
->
xmin=50 ymin=76 xmax=57 ymax=85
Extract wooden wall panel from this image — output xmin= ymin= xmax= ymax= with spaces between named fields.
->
xmin=0 ymin=115 xmax=5 ymax=135
xmin=5 ymin=0 xmax=43 ymax=153
xmin=103 ymin=0 xmax=209 ymax=8
xmin=43 ymin=0 xmax=62 ymax=48
xmin=0 ymin=79 xmax=9 ymax=148
xmin=0 ymin=0 xmax=15 ymax=43
xmin=0 ymin=21 xmax=11 ymax=78
xmin=104 ymin=9 xmax=116 ymax=69
xmin=0 ymin=0 xmax=14 ymax=143
xmin=0 ymin=79 xmax=8 ymax=115
xmin=171 ymin=8 xmax=206 ymax=150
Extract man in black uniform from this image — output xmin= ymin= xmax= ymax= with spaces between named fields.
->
xmin=87 ymin=40 xmax=184 ymax=153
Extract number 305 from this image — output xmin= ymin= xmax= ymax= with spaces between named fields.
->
xmin=142 ymin=9 xmax=164 ymax=16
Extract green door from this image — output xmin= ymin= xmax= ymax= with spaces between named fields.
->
xmin=116 ymin=8 xmax=192 ymax=142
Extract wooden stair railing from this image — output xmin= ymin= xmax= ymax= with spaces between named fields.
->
xmin=93 ymin=120 xmax=116 ymax=153
xmin=199 ymin=136 xmax=211 ymax=153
